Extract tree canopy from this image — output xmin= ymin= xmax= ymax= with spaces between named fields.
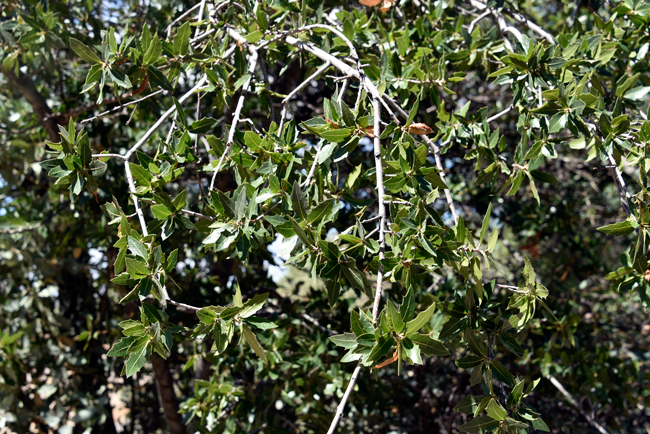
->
xmin=1 ymin=0 xmax=650 ymax=433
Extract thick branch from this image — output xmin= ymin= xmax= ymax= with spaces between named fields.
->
xmin=151 ymin=354 xmax=187 ymax=434
xmin=2 ymin=66 xmax=60 ymax=142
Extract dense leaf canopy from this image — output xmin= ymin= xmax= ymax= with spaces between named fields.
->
xmin=1 ymin=0 xmax=650 ymax=433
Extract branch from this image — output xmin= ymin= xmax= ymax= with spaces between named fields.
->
xmin=80 ymin=89 xmax=166 ymax=125
xmin=2 ymin=66 xmax=60 ymax=142
xmin=124 ymin=76 xmax=209 ymax=160
xmin=165 ymin=3 xmax=202 ymax=36
xmin=279 ymin=61 xmax=332 ymax=133
xmin=326 ymin=96 xmax=386 ymax=434
xmin=546 ymin=375 xmax=610 ymax=434
xmin=210 ymin=42 xmax=258 ymax=190
xmin=123 ymin=161 xmax=149 ymax=235
xmin=469 ymin=0 xmax=555 ymax=44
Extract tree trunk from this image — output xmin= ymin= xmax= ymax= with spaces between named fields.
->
xmin=151 ymin=354 xmax=187 ymax=434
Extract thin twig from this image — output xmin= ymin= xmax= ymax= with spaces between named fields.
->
xmin=301 ymin=144 xmax=322 ymax=188
xmin=92 ymin=153 xmax=126 ymax=160
xmin=546 ymin=375 xmax=609 ymax=434
xmin=279 ymin=62 xmax=331 ymax=133
xmin=80 ymin=90 xmax=166 ymax=125
xmin=166 ymin=3 xmax=202 ymax=37
xmin=209 ymin=47 xmax=259 ymax=191
xmin=124 ymin=161 xmax=148 ymax=235
xmin=124 ymin=76 xmax=209 ymax=160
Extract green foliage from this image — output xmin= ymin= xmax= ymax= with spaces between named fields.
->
xmin=2 ymin=0 xmax=650 ymax=433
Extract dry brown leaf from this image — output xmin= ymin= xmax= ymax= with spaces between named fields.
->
xmin=363 ymin=126 xmax=375 ymax=138
xmin=359 ymin=0 xmax=383 ymax=6
xmin=325 ymin=118 xmax=339 ymax=129
xmin=408 ymin=122 xmax=434 ymax=135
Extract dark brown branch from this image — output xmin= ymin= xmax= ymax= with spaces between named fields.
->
xmin=2 ymin=66 xmax=60 ymax=142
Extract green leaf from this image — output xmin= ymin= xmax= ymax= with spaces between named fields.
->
xmin=308 ymin=199 xmax=336 ymax=225
xmin=479 ymin=203 xmax=491 ymax=245
xmin=173 ymin=22 xmax=191 ymax=56
xmin=242 ymin=324 xmax=267 ymax=363
xmin=243 ymin=317 xmax=277 ymax=330
xmin=326 ymin=279 xmax=341 ymax=306
xmin=146 ymin=65 xmax=173 ymax=91
xmin=143 ymin=35 xmax=162 ymax=65
xmin=456 ymin=355 xmax=484 ymax=369
xmin=127 ymin=236 xmax=148 ymax=259
xmin=486 ymin=399 xmax=507 ymax=421
xmin=491 ymin=359 xmax=515 ymax=387
xmin=454 ymin=395 xmax=486 ymax=415
xmin=487 ymin=228 xmax=498 ymax=253
xmin=188 ymin=117 xmax=217 ymax=134
xmin=342 ymin=261 xmax=372 ymax=297
xmin=142 ymin=303 xmax=163 ymax=323
xmin=129 ymin=163 xmax=152 ymax=187
xmin=107 ymin=336 xmax=137 ymax=357
xmin=126 ymin=258 xmax=149 ymax=278
xmin=320 ymin=127 xmax=354 ymax=142
xmin=233 ymin=74 xmax=251 ymax=91
xmin=409 ymin=333 xmax=449 ymax=356
xmin=196 ymin=307 xmax=219 ymax=324
xmin=387 ymin=301 xmax=405 ymax=333
xmin=125 ymin=340 xmax=151 ymax=377
xmin=623 ymin=86 xmax=650 ymax=101
xmin=405 ymin=302 xmax=436 ymax=336
xmin=69 ymin=38 xmax=102 ymax=64
xmin=464 ymin=329 xmax=488 ymax=358
xmin=330 ymin=333 xmax=358 ymax=349
xmin=457 ymin=415 xmax=500 ymax=434
xmin=291 ymin=180 xmax=308 ymax=221
xmin=240 ymin=293 xmax=269 ymax=318
xmin=597 ymin=220 xmax=635 ymax=236
xmin=367 ymin=336 xmax=395 ymax=364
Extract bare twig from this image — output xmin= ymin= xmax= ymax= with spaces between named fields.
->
xmin=301 ymin=144 xmax=322 ymax=188
xmin=469 ymin=0 xmax=555 ymax=44
xmin=80 ymin=90 xmax=166 ymax=125
xmin=279 ymin=62 xmax=332 ymax=133
xmin=92 ymin=153 xmax=126 ymax=160
xmin=546 ymin=375 xmax=610 ymax=434
xmin=124 ymin=160 xmax=148 ymax=235
xmin=209 ymin=47 xmax=259 ymax=190
xmin=124 ymin=76 xmax=209 ymax=160
xmin=166 ymin=3 xmax=202 ymax=37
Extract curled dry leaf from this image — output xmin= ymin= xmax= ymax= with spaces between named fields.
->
xmin=408 ymin=122 xmax=434 ymax=135
xmin=359 ymin=0 xmax=382 ymax=6
xmin=363 ymin=125 xmax=375 ymax=138
xmin=325 ymin=118 xmax=339 ymax=129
